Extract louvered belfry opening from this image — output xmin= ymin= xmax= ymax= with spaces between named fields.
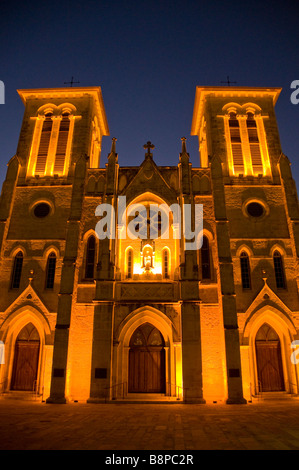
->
xmin=54 ymin=112 xmax=70 ymax=174
xmin=247 ymin=112 xmax=263 ymax=174
xmin=35 ymin=113 xmax=53 ymax=175
xmin=229 ymin=112 xmax=244 ymax=173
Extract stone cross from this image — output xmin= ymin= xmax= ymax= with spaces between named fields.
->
xmin=143 ymin=141 xmax=155 ymax=156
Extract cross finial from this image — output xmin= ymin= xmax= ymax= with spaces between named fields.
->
xmin=221 ymin=76 xmax=237 ymax=86
xmin=143 ymin=141 xmax=155 ymax=157
xmin=64 ymin=76 xmax=80 ymax=87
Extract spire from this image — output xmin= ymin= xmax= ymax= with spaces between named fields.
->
xmin=108 ymin=137 xmax=118 ymax=163
xmin=111 ymin=137 xmax=117 ymax=154
xmin=181 ymin=136 xmax=187 ymax=154
xmin=179 ymin=136 xmax=189 ymax=164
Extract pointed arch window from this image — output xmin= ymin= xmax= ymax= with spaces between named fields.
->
xmin=201 ymin=236 xmax=211 ymax=280
xmin=240 ymin=251 xmax=251 ymax=289
xmin=35 ymin=113 xmax=53 ymax=175
xmin=229 ymin=112 xmax=244 ymax=173
xmin=46 ymin=252 xmax=56 ymax=289
xmin=85 ymin=235 xmax=96 ymax=279
xmin=247 ymin=112 xmax=263 ymax=174
xmin=11 ymin=251 xmax=23 ymax=289
xmin=127 ymin=249 xmax=133 ymax=279
xmin=273 ymin=250 xmax=286 ymax=289
xmin=163 ymin=249 xmax=169 ymax=279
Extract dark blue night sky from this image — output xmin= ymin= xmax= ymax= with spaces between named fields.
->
xmin=0 ymin=0 xmax=299 ymax=187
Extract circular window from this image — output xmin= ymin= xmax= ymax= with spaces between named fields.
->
xmin=246 ymin=202 xmax=264 ymax=218
xmin=33 ymin=202 xmax=51 ymax=218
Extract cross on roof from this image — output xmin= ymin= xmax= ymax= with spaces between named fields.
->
xmin=221 ymin=76 xmax=237 ymax=86
xmin=64 ymin=76 xmax=80 ymax=87
xmin=143 ymin=141 xmax=155 ymax=156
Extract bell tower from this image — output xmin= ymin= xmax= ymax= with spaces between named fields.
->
xmin=191 ymin=85 xmax=282 ymax=180
xmin=16 ymin=86 xmax=109 ymax=183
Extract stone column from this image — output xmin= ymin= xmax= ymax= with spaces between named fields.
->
xmin=46 ymin=155 xmax=88 ymax=403
xmin=210 ymin=155 xmax=246 ymax=404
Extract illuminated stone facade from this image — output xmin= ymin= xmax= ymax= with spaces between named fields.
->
xmin=0 ymin=85 xmax=298 ymax=404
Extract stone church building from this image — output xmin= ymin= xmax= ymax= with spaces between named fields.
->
xmin=0 ymin=84 xmax=298 ymax=404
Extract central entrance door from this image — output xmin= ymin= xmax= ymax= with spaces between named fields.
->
xmin=128 ymin=323 xmax=165 ymax=393
xmin=11 ymin=323 xmax=40 ymax=391
xmin=255 ymin=323 xmax=285 ymax=392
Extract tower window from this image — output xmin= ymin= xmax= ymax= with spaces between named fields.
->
xmin=85 ymin=235 xmax=96 ymax=279
xmin=35 ymin=113 xmax=53 ymax=175
xmin=46 ymin=252 xmax=56 ymax=289
xmin=54 ymin=113 xmax=70 ymax=173
xmin=247 ymin=113 xmax=263 ymax=174
xmin=246 ymin=202 xmax=264 ymax=218
xmin=11 ymin=251 xmax=23 ymax=289
xmin=273 ymin=251 xmax=286 ymax=289
xmin=33 ymin=202 xmax=51 ymax=218
xmin=240 ymin=251 xmax=251 ymax=289
xmin=229 ymin=112 xmax=244 ymax=173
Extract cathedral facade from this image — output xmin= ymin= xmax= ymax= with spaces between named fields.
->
xmin=0 ymin=85 xmax=298 ymax=404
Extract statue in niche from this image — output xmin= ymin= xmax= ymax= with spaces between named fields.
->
xmin=143 ymin=246 xmax=153 ymax=271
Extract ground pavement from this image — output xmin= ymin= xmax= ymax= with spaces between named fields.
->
xmin=0 ymin=398 xmax=299 ymax=451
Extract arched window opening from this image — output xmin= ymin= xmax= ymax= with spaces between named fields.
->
xmin=11 ymin=251 xmax=23 ymax=289
xmin=163 ymin=249 xmax=169 ymax=279
xmin=201 ymin=236 xmax=211 ymax=280
xmin=54 ymin=113 xmax=70 ymax=173
xmin=273 ymin=250 xmax=286 ymax=289
xmin=240 ymin=251 xmax=251 ymax=289
xmin=46 ymin=252 xmax=56 ymax=289
xmin=229 ymin=112 xmax=244 ymax=173
xmin=35 ymin=113 xmax=53 ymax=175
xmin=127 ymin=249 xmax=133 ymax=279
xmin=247 ymin=112 xmax=263 ymax=174
xmin=85 ymin=235 xmax=96 ymax=279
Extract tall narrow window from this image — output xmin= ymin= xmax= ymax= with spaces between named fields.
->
xmin=54 ymin=113 xmax=70 ymax=174
xmin=240 ymin=251 xmax=251 ymax=289
xmin=85 ymin=235 xmax=96 ymax=279
xmin=11 ymin=251 xmax=23 ymax=289
xmin=46 ymin=252 xmax=56 ymax=289
xmin=163 ymin=249 xmax=169 ymax=279
xmin=229 ymin=112 xmax=244 ymax=173
xmin=35 ymin=113 xmax=53 ymax=175
xmin=127 ymin=249 xmax=133 ymax=279
xmin=201 ymin=236 xmax=211 ymax=280
xmin=273 ymin=251 xmax=286 ymax=289
xmin=247 ymin=113 xmax=263 ymax=174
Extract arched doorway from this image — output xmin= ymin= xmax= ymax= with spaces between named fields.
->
xmin=255 ymin=323 xmax=284 ymax=392
xmin=11 ymin=323 xmax=40 ymax=391
xmin=128 ymin=323 xmax=166 ymax=393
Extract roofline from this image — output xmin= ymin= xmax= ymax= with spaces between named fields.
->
xmin=191 ymin=85 xmax=282 ymax=136
xmin=17 ymin=86 xmax=109 ymax=136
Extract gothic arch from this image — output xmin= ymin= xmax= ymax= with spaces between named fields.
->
xmin=0 ymin=306 xmax=52 ymax=394
xmin=113 ymin=306 xmax=180 ymax=397
xmin=242 ymin=306 xmax=298 ymax=395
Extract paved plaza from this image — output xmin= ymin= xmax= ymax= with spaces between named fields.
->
xmin=0 ymin=398 xmax=299 ymax=450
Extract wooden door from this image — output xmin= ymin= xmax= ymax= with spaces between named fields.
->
xmin=255 ymin=323 xmax=284 ymax=392
xmin=128 ymin=323 xmax=165 ymax=393
xmin=11 ymin=323 xmax=40 ymax=391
